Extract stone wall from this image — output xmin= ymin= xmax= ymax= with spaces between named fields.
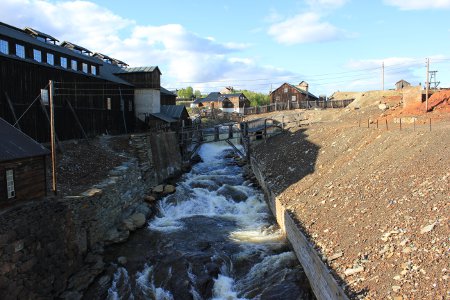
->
xmin=0 ymin=131 xmax=183 ymax=299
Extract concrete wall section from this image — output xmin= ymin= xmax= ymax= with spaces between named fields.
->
xmin=134 ymin=88 xmax=161 ymax=121
xmin=251 ymin=157 xmax=349 ymax=300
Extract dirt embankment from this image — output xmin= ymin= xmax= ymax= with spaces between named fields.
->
xmin=252 ymin=101 xmax=449 ymax=299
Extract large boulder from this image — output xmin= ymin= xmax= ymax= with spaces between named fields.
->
xmin=130 ymin=213 xmax=146 ymax=228
xmin=152 ymin=184 xmax=164 ymax=193
xmin=163 ymin=184 xmax=176 ymax=194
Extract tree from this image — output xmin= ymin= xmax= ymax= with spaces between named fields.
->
xmin=194 ymin=90 xmax=202 ymax=98
xmin=235 ymin=89 xmax=270 ymax=107
xmin=177 ymin=86 xmax=194 ymax=99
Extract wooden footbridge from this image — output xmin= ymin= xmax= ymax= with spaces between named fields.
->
xmin=179 ymin=118 xmax=284 ymax=160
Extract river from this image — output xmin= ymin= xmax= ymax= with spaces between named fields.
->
xmin=85 ymin=143 xmax=314 ymax=300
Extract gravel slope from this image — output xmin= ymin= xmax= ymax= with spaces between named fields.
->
xmin=252 ymin=107 xmax=449 ymax=299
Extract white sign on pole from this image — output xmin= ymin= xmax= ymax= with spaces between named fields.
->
xmin=41 ymin=89 xmax=49 ymax=105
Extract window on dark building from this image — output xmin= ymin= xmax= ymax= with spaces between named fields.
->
xmin=106 ymin=98 xmax=111 ymax=110
xmin=291 ymin=95 xmax=297 ymax=102
xmin=91 ymin=65 xmax=97 ymax=75
xmin=82 ymin=62 xmax=88 ymax=73
xmin=16 ymin=44 xmax=25 ymax=58
xmin=6 ymin=169 xmax=15 ymax=199
xmin=47 ymin=53 xmax=54 ymax=65
xmin=71 ymin=59 xmax=77 ymax=71
xmin=60 ymin=57 xmax=67 ymax=68
xmin=0 ymin=39 xmax=9 ymax=54
xmin=33 ymin=49 xmax=42 ymax=62
xmin=284 ymin=87 xmax=288 ymax=93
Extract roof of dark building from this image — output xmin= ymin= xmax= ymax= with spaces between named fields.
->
xmin=60 ymin=41 xmax=92 ymax=54
xmin=218 ymin=93 xmax=247 ymax=101
xmin=23 ymin=27 xmax=59 ymax=43
xmin=193 ymin=92 xmax=221 ymax=104
xmin=0 ymin=22 xmax=100 ymax=64
xmin=272 ymin=83 xmax=318 ymax=99
xmin=0 ymin=118 xmax=50 ymax=162
xmin=148 ymin=113 xmax=177 ymax=123
xmin=160 ymin=105 xmax=187 ymax=119
xmin=98 ymin=60 xmax=133 ymax=85
xmin=116 ymin=66 xmax=161 ymax=74
xmin=161 ymin=87 xmax=177 ymax=96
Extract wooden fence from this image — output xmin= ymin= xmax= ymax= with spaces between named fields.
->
xmin=244 ymin=99 xmax=354 ymax=115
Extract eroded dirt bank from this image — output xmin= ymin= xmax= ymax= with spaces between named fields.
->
xmin=251 ymin=107 xmax=449 ymax=299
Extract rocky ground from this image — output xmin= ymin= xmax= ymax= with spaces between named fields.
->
xmin=51 ymin=135 xmax=133 ymax=197
xmin=250 ymin=92 xmax=449 ymax=299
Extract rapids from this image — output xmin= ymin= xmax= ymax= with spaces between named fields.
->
xmin=85 ymin=143 xmax=314 ymax=300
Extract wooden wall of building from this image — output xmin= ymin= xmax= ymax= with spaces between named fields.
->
xmin=270 ymin=83 xmax=311 ymax=104
xmin=0 ymin=56 xmax=135 ymax=142
xmin=0 ymin=156 xmax=47 ymax=203
xmin=116 ymin=71 xmax=160 ymax=89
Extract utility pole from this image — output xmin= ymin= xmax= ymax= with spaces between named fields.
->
xmin=49 ymin=80 xmax=57 ymax=195
xmin=425 ymin=58 xmax=429 ymax=112
xmin=382 ymin=62 xmax=385 ymax=91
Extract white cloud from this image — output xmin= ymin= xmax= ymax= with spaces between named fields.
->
xmin=268 ymin=12 xmax=345 ymax=44
xmin=0 ymin=0 xmax=292 ymax=93
xmin=384 ymin=0 xmax=450 ymax=10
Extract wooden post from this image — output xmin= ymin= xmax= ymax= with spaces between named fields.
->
xmin=282 ymin=116 xmax=285 ymax=131
xmin=264 ymin=119 xmax=267 ymax=142
xmin=386 ymin=119 xmax=388 ymax=130
xmin=39 ymin=96 xmax=63 ymax=152
xmin=359 ymin=119 xmax=361 ymax=128
xmin=426 ymin=58 xmax=429 ymax=112
xmin=413 ymin=118 xmax=416 ymax=131
xmin=228 ymin=124 xmax=233 ymax=139
xmin=429 ymin=118 xmax=431 ymax=131
xmin=4 ymin=92 xmax=21 ymax=130
xmin=399 ymin=118 xmax=402 ymax=130
xmin=367 ymin=119 xmax=369 ymax=128
xmin=376 ymin=119 xmax=379 ymax=129
xmin=49 ymin=80 xmax=57 ymax=195
xmin=214 ymin=125 xmax=220 ymax=142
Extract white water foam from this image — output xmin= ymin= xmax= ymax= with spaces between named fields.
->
xmin=135 ymin=264 xmax=174 ymax=300
xmin=149 ymin=143 xmax=270 ymax=233
xmin=212 ymin=275 xmax=245 ymax=300
xmin=107 ymin=267 xmax=134 ymax=300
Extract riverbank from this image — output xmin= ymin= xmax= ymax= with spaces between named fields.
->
xmin=251 ymin=105 xmax=449 ymax=299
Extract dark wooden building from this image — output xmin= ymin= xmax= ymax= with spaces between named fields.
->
xmin=160 ymin=87 xmax=177 ymax=105
xmin=270 ymin=82 xmax=318 ymax=105
xmin=0 ymin=22 xmax=135 ymax=142
xmin=0 ymin=117 xmax=50 ymax=203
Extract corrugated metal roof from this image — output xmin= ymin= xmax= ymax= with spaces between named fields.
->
xmin=0 ymin=118 xmax=50 ymax=162
xmin=160 ymin=87 xmax=176 ymax=96
xmin=149 ymin=113 xmax=177 ymax=123
xmin=119 ymin=66 xmax=161 ymax=74
xmin=160 ymin=105 xmax=186 ymax=119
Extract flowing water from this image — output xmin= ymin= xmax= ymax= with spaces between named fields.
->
xmin=85 ymin=143 xmax=314 ymax=300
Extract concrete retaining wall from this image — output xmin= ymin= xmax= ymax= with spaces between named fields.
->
xmin=251 ymin=157 xmax=349 ymax=300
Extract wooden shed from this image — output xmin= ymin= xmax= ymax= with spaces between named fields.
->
xmin=395 ymin=79 xmax=411 ymax=90
xmin=0 ymin=117 xmax=50 ymax=203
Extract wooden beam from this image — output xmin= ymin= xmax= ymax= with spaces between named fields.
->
xmin=4 ymin=92 xmax=21 ymax=130
xmin=66 ymin=99 xmax=89 ymax=143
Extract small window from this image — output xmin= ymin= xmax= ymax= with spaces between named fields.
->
xmin=291 ymin=95 xmax=297 ymax=102
xmin=82 ymin=63 xmax=88 ymax=73
xmin=16 ymin=44 xmax=25 ymax=58
xmin=128 ymin=100 xmax=133 ymax=112
xmin=33 ymin=49 xmax=42 ymax=62
xmin=0 ymin=40 xmax=9 ymax=54
xmin=71 ymin=59 xmax=77 ymax=71
xmin=60 ymin=57 xmax=67 ymax=68
xmin=47 ymin=53 xmax=54 ymax=65
xmin=91 ymin=65 xmax=97 ymax=75
xmin=283 ymin=87 xmax=288 ymax=93
xmin=275 ymin=96 xmax=280 ymax=101
xmin=6 ymin=169 xmax=15 ymax=199
xmin=106 ymin=98 xmax=111 ymax=110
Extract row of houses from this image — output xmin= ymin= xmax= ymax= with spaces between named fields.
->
xmin=191 ymin=81 xmax=319 ymax=114
xmin=0 ymin=21 xmax=189 ymax=143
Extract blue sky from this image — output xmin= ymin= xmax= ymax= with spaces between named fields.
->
xmin=2 ymin=0 xmax=450 ymax=96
